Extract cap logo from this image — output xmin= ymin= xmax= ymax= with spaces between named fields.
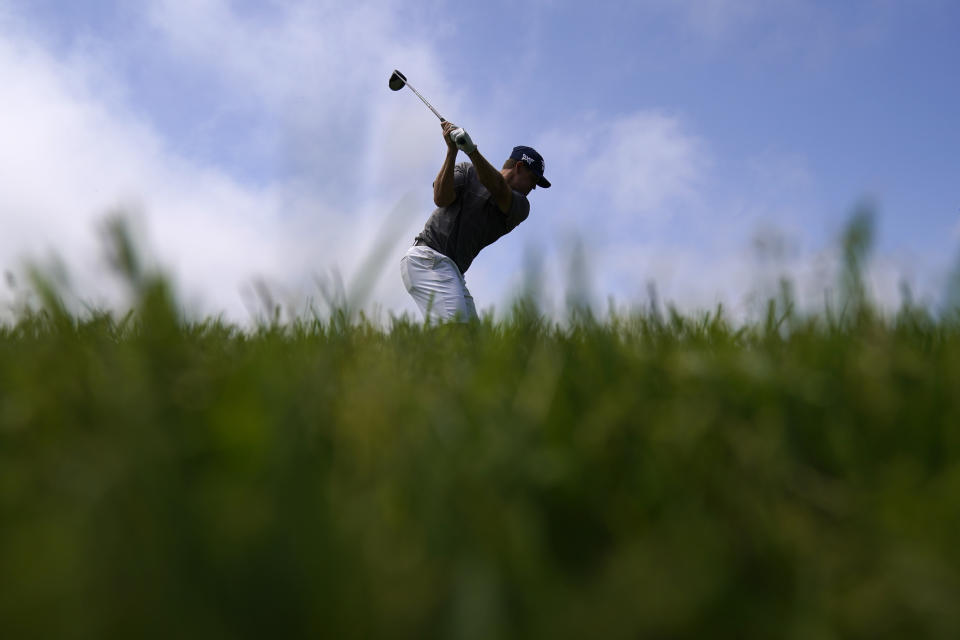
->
xmin=520 ymin=153 xmax=543 ymax=174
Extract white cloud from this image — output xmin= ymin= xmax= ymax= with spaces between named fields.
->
xmin=0 ymin=2 xmax=439 ymax=323
xmin=591 ymin=111 xmax=708 ymax=217
xmin=145 ymin=0 xmax=460 ymax=190
xmin=534 ymin=110 xmax=708 ymax=226
xmin=480 ymin=108 xmax=939 ymax=322
xmin=0 ymin=26 xmax=284 ymax=315
xmin=548 ymin=236 xmax=937 ymax=324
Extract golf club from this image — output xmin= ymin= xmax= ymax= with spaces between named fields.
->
xmin=389 ymin=70 xmax=445 ymax=121
xmin=389 ymin=69 xmax=467 ymax=146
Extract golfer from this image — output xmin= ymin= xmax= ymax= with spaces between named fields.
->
xmin=401 ymin=121 xmax=550 ymax=322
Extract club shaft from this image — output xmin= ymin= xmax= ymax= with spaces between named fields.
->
xmin=405 ymin=82 xmax=445 ymax=122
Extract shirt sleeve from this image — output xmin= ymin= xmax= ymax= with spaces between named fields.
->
xmin=506 ymin=191 xmax=530 ymax=229
xmin=453 ymin=162 xmax=470 ymax=193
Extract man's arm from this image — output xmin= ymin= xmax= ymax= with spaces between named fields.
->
xmin=433 ymin=147 xmax=459 ymax=207
xmin=466 ymin=148 xmax=512 ymax=214
xmin=433 ymin=122 xmax=461 ymax=207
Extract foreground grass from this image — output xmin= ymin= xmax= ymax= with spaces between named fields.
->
xmin=2 ymin=276 xmax=959 ymax=639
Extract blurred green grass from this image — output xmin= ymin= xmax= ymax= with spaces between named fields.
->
xmin=2 ymin=216 xmax=960 ymax=639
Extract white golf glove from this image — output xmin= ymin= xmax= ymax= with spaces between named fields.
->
xmin=450 ymin=128 xmax=476 ymax=154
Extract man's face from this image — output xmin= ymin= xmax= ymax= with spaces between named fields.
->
xmin=509 ymin=161 xmax=539 ymax=195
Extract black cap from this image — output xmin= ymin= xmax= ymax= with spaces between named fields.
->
xmin=510 ymin=146 xmax=551 ymax=188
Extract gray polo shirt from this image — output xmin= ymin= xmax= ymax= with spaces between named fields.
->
xmin=415 ymin=162 xmax=530 ymax=275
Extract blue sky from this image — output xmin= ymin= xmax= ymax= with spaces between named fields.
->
xmin=1 ymin=0 xmax=958 ymax=322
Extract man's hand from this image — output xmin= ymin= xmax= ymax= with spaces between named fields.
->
xmin=441 ymin=121 xmax=459 ymax=153
xmin=450 ymin=128 xmax=476 ymax=154
xmin=441 ymin=121 xmax=477 ymax=155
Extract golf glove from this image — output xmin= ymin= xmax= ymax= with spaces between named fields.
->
xmin=450 ymin=128 xmax=476 ymax=154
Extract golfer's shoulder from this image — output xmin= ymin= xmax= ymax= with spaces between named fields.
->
xmin=510 ymin=190 xmax=531 ymax=221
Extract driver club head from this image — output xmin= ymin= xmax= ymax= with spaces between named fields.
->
xmin=388 ymin=69 xmax=446 ymax=122
xmin=388 ymin=70 xmax=407 ymax=91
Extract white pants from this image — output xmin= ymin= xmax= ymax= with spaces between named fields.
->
xmin=400 ymin=245 xmax=478 ymax=322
